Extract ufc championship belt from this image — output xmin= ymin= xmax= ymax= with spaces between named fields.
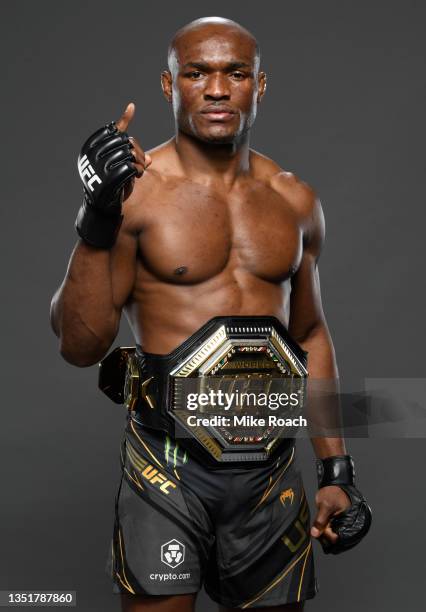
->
xmin=99 ymin=316 xmax=308 ymax=466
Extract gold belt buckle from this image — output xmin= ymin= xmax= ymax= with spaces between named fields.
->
xmin=169 ymin=318 xmax=308 ymax=462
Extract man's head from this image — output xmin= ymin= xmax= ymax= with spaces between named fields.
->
xmin=161 ymin=17 xmax=266 ymax=145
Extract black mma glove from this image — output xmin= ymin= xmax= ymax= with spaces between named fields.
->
xmin=75 ymin=121 xmax=137 ymax=248
xmin=316 ymin=455 xmax=372 ymax=554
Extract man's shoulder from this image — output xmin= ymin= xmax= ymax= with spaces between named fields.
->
xmin=121 ymin=141 xmax=175 ymax=227
xmin=250 ymin=150 xmax=320 ymax=219
xmin=128 ymin=140 xmax=178 ymax=196
xmin=143 ymin=140 xmax=177 ymax=182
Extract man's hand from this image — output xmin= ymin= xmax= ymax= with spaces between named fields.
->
xmin=311 ymin=485 xmax=351 ymax=546
xmin=311 ymin=455 xmax=372 ymax=554
xmin=75 ymin=102 xmax=152 ymax=249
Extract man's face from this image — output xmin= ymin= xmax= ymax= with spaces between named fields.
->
xmin=162 ymin=27 xmax=266 ymax=144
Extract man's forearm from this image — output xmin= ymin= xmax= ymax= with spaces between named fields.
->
xmin=50 ymin=240 xmax=119 ymax=366
xmin=309 ymin=435 xmax=346 ymax=459
xmin=299 ymin=324 xmax=347 ymax=459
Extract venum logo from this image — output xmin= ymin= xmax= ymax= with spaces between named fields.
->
xmin=161 ymin=539 xmax=185 ymax=569
xmin=78 ymin=154 xmax=102 ymax=191
xmin=280 ymin=488 xmax=295 ymax=507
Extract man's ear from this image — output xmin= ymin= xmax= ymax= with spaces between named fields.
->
xmin=257 ymin=72 xmax=267 ymax=102
xmin=161 ymin=70 xmax=173 ymax=103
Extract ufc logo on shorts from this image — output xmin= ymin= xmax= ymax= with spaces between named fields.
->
xmin=161 ymin=539 xmax=185 ymax=569
xmin=78 ymin=155 xmax=102 ymax=191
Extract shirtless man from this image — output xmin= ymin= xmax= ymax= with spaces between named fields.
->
xmin=50 ymin=16 xmax=371 ymax=612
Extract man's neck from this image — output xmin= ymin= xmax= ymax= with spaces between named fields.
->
xmin=173 ymin=130 xmax=250 ymax=187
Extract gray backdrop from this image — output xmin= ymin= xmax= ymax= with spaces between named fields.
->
xmin=1 ymin=1 xmax=425 ymax=610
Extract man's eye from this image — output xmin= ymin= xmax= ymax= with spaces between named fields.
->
xmin=189 ymin=71 xmax=202 ymax=79
xmin=231 ymin=72 xmax=245 ymax=80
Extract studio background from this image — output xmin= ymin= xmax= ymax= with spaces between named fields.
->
xmin=1 ymin=1 xmax=425 ymax=610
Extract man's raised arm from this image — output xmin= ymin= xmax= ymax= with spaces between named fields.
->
xmin=50 ymin=103 xmax=150 ymax=367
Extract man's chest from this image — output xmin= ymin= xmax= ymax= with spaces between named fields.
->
xmin=130 ymin=180 xmax=304 ymax=284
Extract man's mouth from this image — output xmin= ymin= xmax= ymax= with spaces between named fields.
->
xmin=201 ymin=106 xmax=236 ymax=122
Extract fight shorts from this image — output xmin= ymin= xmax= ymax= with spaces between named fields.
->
xmin=106 ymin=415 xmax=318 ymax=608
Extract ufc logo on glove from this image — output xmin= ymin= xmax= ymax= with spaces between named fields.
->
xmin=78 ymin=154 xmax=102 ymax=191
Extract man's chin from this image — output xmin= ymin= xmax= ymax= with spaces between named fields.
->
xmin=197 ymin=129 xmax=238 ymax=145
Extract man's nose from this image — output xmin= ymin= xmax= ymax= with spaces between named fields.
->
xmin=204 ymin=73 xmax=230 ymax=100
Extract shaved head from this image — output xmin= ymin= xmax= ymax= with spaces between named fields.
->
xmin=168 ymin=16 xmax=260 ymax=74
xmin=161 ymin=16 xmax=266 ymax=145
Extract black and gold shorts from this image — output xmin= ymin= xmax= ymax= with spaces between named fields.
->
xmin=106 ymin=416 xmax=318 ymax=608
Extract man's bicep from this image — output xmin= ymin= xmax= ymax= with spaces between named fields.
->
xmin=288 ymin=193 xmax=327 ymax=341
xmin=110 ymin=224 xmax=138 ymax=314
xmin=288 ymin=252 xmax=326 ymax=342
